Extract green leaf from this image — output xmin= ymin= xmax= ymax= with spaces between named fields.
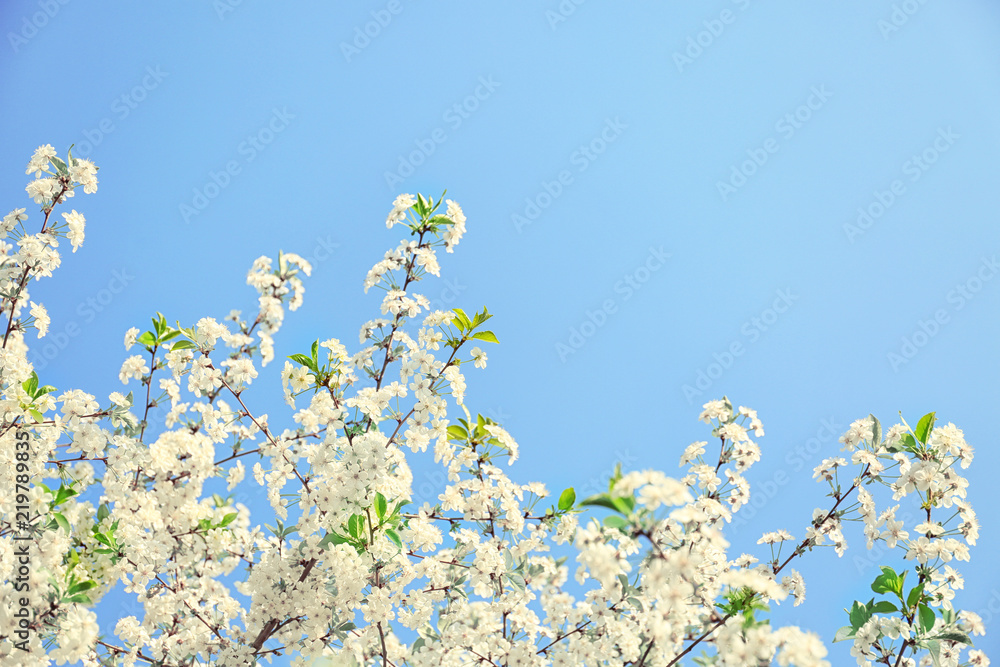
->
xmin=310 ymin=339 xmax=319 ymax=364
xmin=558 ymin=488 xmax=576 ymax=511
xmin=907 ymin=583 xmax=925 ymax=609
xmin=471 ymin=330 xmax=499 ymax=344
xmin=506 ymin=572 xmax=526 ymax=592
xmin=447 ymin=425 xmax=468 ymax=441
xmin=832 ymin=625 xmax=856 ymax=643
xmin=919 ymin=604 xmax=936 ymax=633
xmin=611 ymin=495 xmax=635 ymax=515
xmin=848 ymin=601 xmax=871 ymax=630
xmin=471 ymin=309 xmax=493 ymax=328
xmin=427 ymin=214 xmax=454 ymax=227
xmin=218 ymin=513 xmax=238 ymax=528
xmin=871 ymin=567 xmax=898 ymax=595
xmin=385 ymin=528 xmax=402 ymax=550
xmin=137 ymin=331 xmax=157 ymax=347
xmin=51 ymin=156 xmax=68 ymax=174
xmin=96 ymin=504 xmax=110 ymax=522
xmin=608 ymin=462 xmax=623 ymax=492
xmin=319 ymin=531 xmax=349 ymax=549
xmin=67 ymin=580 xmax=97 ymax=596
xmin=870 ymin=600 xmax=897 ymax=614
xmin=933 ymin=630 xmax=972 ymax=645
xmin=347 ymin=514 xmax=365 ymax=539
xmin=926 ymin=639 xmax=942 ymax=667
xmin=23 ymin=371 xmax=38 ymax=396
xmin=870 ymin=414 xmax=882 ymax=448
xmin=579 ymin=494 xmax=619 ymax=512
xmin=63 ymin=593 xmax=92 ymax=604
xmin=52 ymin=512 xmax=70 ymax=532
xmin=288 ymin=353 xmax=313 ymax=368
xmin=603 ymin=515 xmax=630 ymax=531
xmin=374 ymin=492 xmax=388 ymax=520
xmin=452 ymin=308 xmax=473 ymax=332
xmin=54 ymin=485 xmax=78 ymax=506
xmin=170 ymin=339 xmax=197 ymax=351
xmin=915 ymin=412 xmax=937 ymax=445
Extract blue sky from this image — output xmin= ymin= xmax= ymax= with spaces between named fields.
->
xmin=3 ymin=1 xmax=1000 ymax=663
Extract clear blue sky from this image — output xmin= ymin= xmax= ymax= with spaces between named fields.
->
xmin=3 ymin=1 xmax=999 ymax=663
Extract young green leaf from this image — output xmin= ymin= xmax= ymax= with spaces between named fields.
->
xmin=869 ymin=600 xmax=897 ymax=614
xmin=447 ymin=425 xmax=468 ymax=441
xmin=579 ymin=493 xmax=619 ymax=512
xmin=348 ymin=513 xmax=365 ymax=539
xmin=385 ymin=528 xmax=403 ymax=550
xmin=374 ymin=492 xmax=388 ymax=520
xmin=52 ymin=512 xmax=70 ymax=532
xmin=918 ymin=604 xmax=936 ymax=633
xmin=558 ymin=487 xmax=576 ymax=511
xmin=914 ymin=412 xmax=937 ymax=444
xmin=907 ymin=582 xmax=925 ymax=609
xmin=471 ymin=331 xmax=499 ymax=344
xmin=603 ymin=515 xmax=630 ymax=531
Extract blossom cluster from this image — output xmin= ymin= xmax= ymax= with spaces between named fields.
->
xmin=0 ymin=149 xmax=988 ymax=667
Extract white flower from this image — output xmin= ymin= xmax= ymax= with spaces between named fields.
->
xmin=62 ymin=210 xmax=86 ymax=251
xmin=386 ymin=193 xmax=416 ymax=228
xmin=442 ymin=199 xmax=466 ymax=251
xmin=289 ymin=365 xmax=312 ymax=393
xmin=119 ymin=355 xmax=149 ymax=384
xmin=123 ymin=327 xmax=140 ymax=349
xmin=1 ymin=208 xmax=27 ymax=235
xmin=29 ymin=301 xmax=49 ymax=337
xmin=108 ymin=391 xmax=130 ymax=407
xmin=699 ymin=398 xmax=731 ymax=423
xmin=470 ymin=347 xmax=487 ymax=369
xmin=227 ymin=461 xmax=246 ymax=490
xmin=758 ymin=529 xmax=795 ymax=545
xmin=26 ymin=144 xmax=56 ymax=177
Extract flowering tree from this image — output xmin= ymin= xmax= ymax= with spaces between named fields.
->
xmin=0 ymin=146 xmax=988 ymax=667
